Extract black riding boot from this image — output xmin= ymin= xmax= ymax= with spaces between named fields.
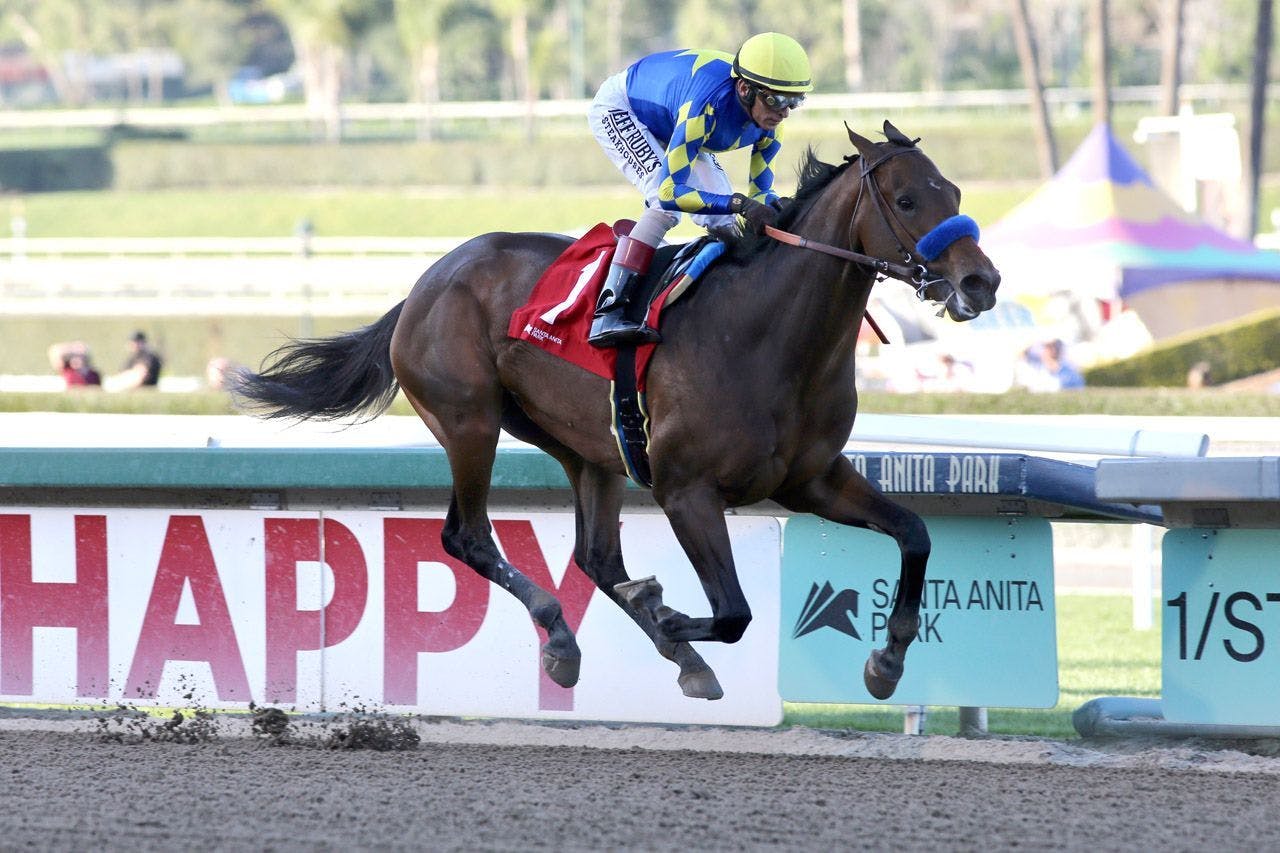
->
xmin=588 ymin=256 xmax=661 ymax=348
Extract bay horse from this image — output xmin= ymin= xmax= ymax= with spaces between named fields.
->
xmin=233 ymin=121 xmax=1000 ymax=702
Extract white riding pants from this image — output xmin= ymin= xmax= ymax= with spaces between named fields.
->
xmin=589 ymin=70 xmax=737 ymax=234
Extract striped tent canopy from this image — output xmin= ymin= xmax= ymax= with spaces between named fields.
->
xmin=983 ymin=123 xmax=1280 ymax=307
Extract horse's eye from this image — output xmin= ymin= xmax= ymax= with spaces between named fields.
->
xmin=896 ymin=195 xmax=914 ymax=212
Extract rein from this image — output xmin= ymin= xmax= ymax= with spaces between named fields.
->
xmin=763 ymin=225 xmax=927 ymax=285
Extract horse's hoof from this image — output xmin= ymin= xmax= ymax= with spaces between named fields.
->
xmin=678 ymin=667 xmax=724 ymax=701
xmin=863 ymin=650 xmax=901 ymax=701
xmin=614 ymin=576 xmax=662 ymax=608
xmin=541 ymin=645 xmax=581 ymax=688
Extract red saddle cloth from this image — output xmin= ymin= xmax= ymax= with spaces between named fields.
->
xmin=507 ymin=221 xmax=665 ymax=386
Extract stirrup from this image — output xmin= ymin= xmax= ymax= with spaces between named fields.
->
xmin=588 ymin=313 xmax=661 ymax=348
xmin=588 ymin=262 xmax=660 ymax=347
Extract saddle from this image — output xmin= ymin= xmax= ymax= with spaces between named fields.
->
xmin=617 ymin=228 xmax=723 ymax=329
xmin=506 ymin=222 xmax=727 ymax=487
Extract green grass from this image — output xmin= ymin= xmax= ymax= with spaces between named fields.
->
xmin=857 ymin=388 xmax=1280 ymax=417
xmin=4 ymin=386 xmax=1280 ymax=417
xmin=0 ymin=390 xmax=240 ymax=415
xmin=784 ymin=594 xmax=1162 ymax=738
xmin=11 ymin=183 xmax=1030 ymax=239
xmin=4 ymin=384 xmax=1280 ymax=417
xmin=12 ymin=187 xmax=650 ymax=239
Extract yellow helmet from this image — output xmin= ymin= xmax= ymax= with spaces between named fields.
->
xmin=731 ymin=33 xmax=813 ymax=93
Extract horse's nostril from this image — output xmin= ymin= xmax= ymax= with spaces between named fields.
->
xmin=963 ymin=272 xmax=999 ymax=295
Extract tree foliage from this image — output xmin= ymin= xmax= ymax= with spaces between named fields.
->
xmin=2 ymin=0 xmax=1274 ymax=107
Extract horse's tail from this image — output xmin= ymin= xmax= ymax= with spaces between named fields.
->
xmin=231 ymin=301 xmax=405 ymax=422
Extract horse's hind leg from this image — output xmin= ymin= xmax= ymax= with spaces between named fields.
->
xmin=567 ymin=462 xmax=723 ymax=700
xmin=402 ymin=392 xmax=582 ymax=688
xmin=775 ymin=456 xmax=929 ymax=701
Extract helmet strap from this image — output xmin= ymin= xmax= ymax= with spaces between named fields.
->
xmin=735 ymin=80 xmax=757 ymax=114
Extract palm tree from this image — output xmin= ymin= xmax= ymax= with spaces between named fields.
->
xmin=1089 ymin=0 xmax=1111 ymax=129
xmin=265 ymin=0 xmax=359 ymax=142
xmin=1158 ymin=0 xmax=1186 ymax=116
xmin=488 ymin=0 xmax=534 ymax=138
xmin=393 ymin=0 xmax=450 ymax=140
xmin=3 ymin=0 xmax=90 ymax=104
xmin=842 ymin=0 xmax=863 ymax=91
xmin=1011 ymin=0 xmax=1057 ymax=177
xmin=1245 ymin=0 xmax=1274 ymax=239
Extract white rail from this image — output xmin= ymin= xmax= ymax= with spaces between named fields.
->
xmin=0 ymin=84 xmax=1254 ymax=131
xmin=0 ymin=236 xmax=466 ymax=316
xmin=853 ymin=414 xmax=1210 ymax=458
xmin=0 ymin=236 xmax=463 ymax=257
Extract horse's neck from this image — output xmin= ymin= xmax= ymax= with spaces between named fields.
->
xmin=750 ymin=174 xmax=874 ymax=354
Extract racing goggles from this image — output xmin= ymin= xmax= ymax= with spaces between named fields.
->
xmin=758 ymin=89 xmax=805 ymax=111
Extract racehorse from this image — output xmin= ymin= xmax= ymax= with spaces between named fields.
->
xmin=232 ymin=121 xmax=1000 ymax=702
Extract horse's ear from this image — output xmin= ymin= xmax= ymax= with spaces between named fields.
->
xmin=845 ymin=122 xmax=877 ymax=159
xmin=882 ymin=120 xmax=920 ymax=148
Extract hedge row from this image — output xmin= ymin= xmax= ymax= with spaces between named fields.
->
xmin=0 ymin=146 xmax=112 ymax=192
xmin=1083 ymin=307 xmax=1280 ymax=387
xmin=0 ymin=114 xmax=1111 ymax=193
xmin=111 ymin=139 xmax=628 ymax=189
xmin=111 ymin=123 xmax=1107 ymax=189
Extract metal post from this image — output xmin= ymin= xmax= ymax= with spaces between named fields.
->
xmin=1131 ymin=523 xmax=1154 ymax=630
xmin=10 ymin=197 xmax=26 ymax=262
xmin=958 ymin=706 xmax=988 ymax=736
xmin=295 ymin=217 xmax=315 ymax=337
xmin=903 ymin=705 xmax=927 ymax=735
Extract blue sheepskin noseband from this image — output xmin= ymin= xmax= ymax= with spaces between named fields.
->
xmin=915 ymin=214 xmax=980 ymax=262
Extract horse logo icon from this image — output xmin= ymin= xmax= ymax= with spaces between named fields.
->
xmin=793 ymin=581 xmax=861 ymax=640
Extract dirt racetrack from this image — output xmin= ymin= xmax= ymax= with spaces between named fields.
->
xmin=4 ymin=717 xmax=1280 ymax=851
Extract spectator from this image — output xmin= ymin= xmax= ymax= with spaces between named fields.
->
xmin=1015 ymin=340 xmax=1084 ymax=392
xmin=1013 ymin=345 xmax=1055 ymax=392
xmin=1042 ymin=339 xmax=1085 ymax=390
xmin=205 ymin=356 xmax=235 ymax=391
xmin=103 ymin=330 xmax=164 ymax=392
xmin=46 ymin=341 xmax=102 ymax=389
xmin=920 ymin=353 xmax=978 ymax=392
xmin=1187 ymin=361 xmax=1213 ymax=389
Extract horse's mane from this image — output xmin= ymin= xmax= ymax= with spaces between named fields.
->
xmin=722 ymin=147 xmax=856 ymax=262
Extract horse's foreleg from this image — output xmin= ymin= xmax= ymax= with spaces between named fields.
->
xmin=776 ymin=456 xmax=929 ymax=701
xmin=569 ymin=464 xmax=722 ymax=700
xmin=650 ymin=484 xmax=752 ymax=645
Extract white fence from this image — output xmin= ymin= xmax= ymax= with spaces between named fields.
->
xmin=0 ymin=83 xmax=1256 ymax=133
xmin=0 ymin=236 xmax=463 ymax=316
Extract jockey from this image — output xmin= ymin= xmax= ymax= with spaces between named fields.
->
xmin=586 ymin=32 xmax=813 ymax=347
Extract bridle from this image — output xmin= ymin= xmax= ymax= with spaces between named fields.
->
xmin=851 ymin=146 xmax=941 ymax=294
xmin=764 ymin=142 xmax=979 ymax=334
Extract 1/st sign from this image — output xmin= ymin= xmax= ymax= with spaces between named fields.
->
xmin=1163 ymin=528 xmax=1280 ymax=726
xmin=0 ymin=509 xmax=782 ymax=726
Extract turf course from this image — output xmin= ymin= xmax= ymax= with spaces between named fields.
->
xmin=11 ymin=184 xmax=1039 ymax=240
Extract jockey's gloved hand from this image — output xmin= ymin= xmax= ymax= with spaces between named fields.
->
xmin=730 ymin=193 xmax=778 ymax=235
